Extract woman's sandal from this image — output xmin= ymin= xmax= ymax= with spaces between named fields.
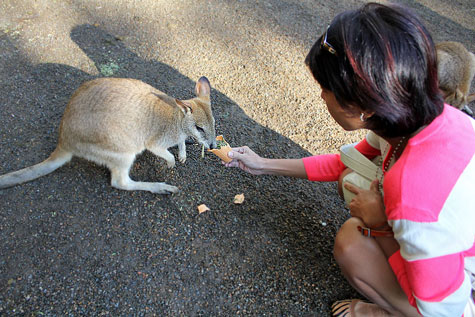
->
xmin=332 ymin=299 xmax=392 ymax=316
xmin=332 ymin=299 xmax=359 ymax=316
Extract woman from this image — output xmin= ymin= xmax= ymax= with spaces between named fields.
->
xmin=224 ymin=3 xmax=475 ymax=316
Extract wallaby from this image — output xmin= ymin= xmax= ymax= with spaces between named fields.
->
xmin=0 ymin=76 xmax=217 ymax=193
xmin=436 ymin=41 xmax=475 ymax=116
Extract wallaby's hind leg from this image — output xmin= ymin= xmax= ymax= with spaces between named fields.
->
xmin=108 ymin=154 xmax=178 ymax=194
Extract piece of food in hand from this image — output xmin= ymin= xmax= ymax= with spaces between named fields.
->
xmin=208 ymin=135 xmax=232 ymax=163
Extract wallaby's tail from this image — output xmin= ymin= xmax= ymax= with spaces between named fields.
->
xmin=0 ymin=147 xmax=73 ymax=189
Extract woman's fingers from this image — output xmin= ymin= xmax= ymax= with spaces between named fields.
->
xmin=228 ymin=146 xmax=250 ymax=160
xmin=224 ymin=146 xmax=251 ymax=168
xmin=223 ymin=160 xmax=239 ymax=167
xmin=345 ymin=179 xmax=381 ymax=195
xmin=344 ymin=182 xmax=360 ymax=194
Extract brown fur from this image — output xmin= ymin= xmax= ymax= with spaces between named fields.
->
xmin=0 ymin=77 xmax=216 ymax=193
xmin=436 ymin=41 xmax=475 ymax=113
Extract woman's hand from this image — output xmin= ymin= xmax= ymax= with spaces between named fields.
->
xmin=344 ymin=179 xmax=387 ymax=228
xmin=223 ymin=146 xmax=308 ymax=178
xmin=224 ymin=146 xmax=267 ymax=175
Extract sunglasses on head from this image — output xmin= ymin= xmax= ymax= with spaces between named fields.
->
xmin=321 ymin=25 xmax=337 ymax=56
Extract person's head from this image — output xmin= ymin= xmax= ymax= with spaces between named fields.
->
xmin=305 ymin=2 xmax=444 ymax=138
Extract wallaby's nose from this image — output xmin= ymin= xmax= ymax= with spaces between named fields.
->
xmin=209 ymin=140 xmax=217 ymax=150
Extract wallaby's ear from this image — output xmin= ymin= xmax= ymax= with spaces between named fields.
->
xmin=175 ymin=99 xmax=193 ymax=114
xmin=195 ymin=76 xmax=211 ymax=98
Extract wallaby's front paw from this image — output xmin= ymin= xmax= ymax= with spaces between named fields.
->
xmin=167 ymin=160 xmax=176 ymax=168
xmin=179 ymin=155 xmax=186 ymax=164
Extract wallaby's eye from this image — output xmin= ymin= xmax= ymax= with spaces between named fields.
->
xmin=195 ymin=125 xmax=205 ymax=133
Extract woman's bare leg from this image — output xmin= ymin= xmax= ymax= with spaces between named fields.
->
xmin=333 ymin=217 xmax=420 ymax=316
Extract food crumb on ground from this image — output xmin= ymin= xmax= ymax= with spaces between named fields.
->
xmin=197 ymin=204 xmax=210 ymax=214
xmin=234 ymin=193 xmax=245 ymax=204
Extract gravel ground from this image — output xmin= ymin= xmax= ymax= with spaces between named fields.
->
xmin=0 ymin=0 xmax=474 ymax=315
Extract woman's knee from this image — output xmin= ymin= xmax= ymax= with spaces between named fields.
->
xmin=333 ymin=217 xmax=366 ymax=263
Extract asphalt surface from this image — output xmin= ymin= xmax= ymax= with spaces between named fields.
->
xmin=0 ymin=0 xmax=474 ymax=315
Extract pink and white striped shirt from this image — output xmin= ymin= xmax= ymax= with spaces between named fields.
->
xmin=303 ymin=105 xmax=475 ymax=316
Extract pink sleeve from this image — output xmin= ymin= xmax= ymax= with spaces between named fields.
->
xmin=302 ymin=138 xmax=381 ymax=182
xmin=354 ymin=138 xmax=381 ymax=158
xmin=302 ymin=154 xmax=346 ymax=181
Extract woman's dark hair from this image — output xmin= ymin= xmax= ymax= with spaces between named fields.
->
xmin=305 ymin=3 xmax=444 ymax=137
